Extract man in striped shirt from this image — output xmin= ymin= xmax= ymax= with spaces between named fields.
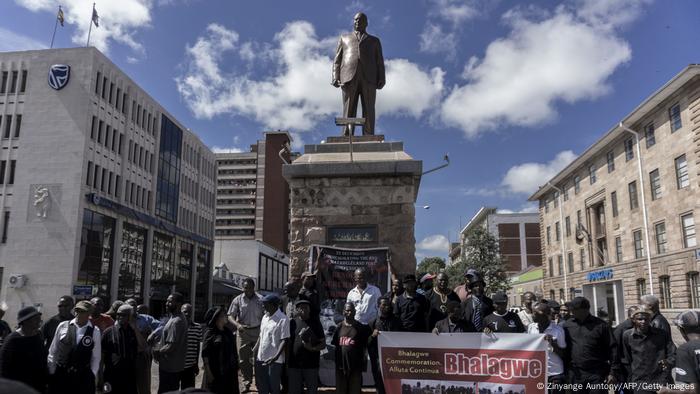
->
xmin=180 ymin=303 xmax=202 ymax=389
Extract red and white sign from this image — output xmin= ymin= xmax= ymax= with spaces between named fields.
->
xmin=379 ymin=332 xmax=548 ymax=394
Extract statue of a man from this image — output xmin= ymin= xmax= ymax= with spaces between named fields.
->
xmin=332 ymin=12 xmax=386 ymax=136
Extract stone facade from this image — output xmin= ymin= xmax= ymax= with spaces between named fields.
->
xmin=530 ymin=66 xmax=700 ymax=326
xmin=283 ymin=136 xmax=421 ymax=277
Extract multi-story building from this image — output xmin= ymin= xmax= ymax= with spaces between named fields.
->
xmin=213 ymin=132 xmax=293 ymax=301
xmin=452 ymin=207 xmax=541 ymax=273
xmin=0 ymin=47 xmax=216 ymax=322
xmin=530 ymin=65 xmax=700 ymax=326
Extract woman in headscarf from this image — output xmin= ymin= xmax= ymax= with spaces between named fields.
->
xmin=202 ymin=306 xmax=239 ymax=394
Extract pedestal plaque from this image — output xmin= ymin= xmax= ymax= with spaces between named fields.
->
xmin=283 ymin=135 xmax=422 ymax=277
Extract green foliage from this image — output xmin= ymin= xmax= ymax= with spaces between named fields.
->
xmin=447 ymin=226 xmax=511 ymax=294
xmin=416 ymin=256 xmax=446 ymax=275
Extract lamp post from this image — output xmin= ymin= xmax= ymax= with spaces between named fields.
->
xmin=547 ymin=182 xmax=568 ymax=301
xmin=618 ymin=123 xmax=654 ymax=295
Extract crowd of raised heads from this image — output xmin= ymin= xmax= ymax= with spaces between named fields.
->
xmin=1 ymin=267 xmax=699 ymax=394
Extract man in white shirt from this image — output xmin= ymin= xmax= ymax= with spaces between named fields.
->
xmin=255 ymin=294 xmax=290 ymax=394
xmin=527 ymin=302 xmax=566 ymax=393
xmin=48 ymin=300 xmax=102 ymax=394
xmin=346 ymin=268 xmax=383 ymax=325
xmin=518 ymin=291 xmax=536 ymax=327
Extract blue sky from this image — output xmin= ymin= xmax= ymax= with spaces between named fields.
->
xmin=3 ymin=0 xmax=699 ymax=261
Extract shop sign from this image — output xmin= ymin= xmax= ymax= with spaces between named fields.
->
xmin=72 ymin=285 xmax=94 ymax=296
xmin=587 ymin=268 xmax=613 ymax=282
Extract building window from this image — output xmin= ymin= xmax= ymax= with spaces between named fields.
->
xmin=0 ymin=72 xmax=7 ymax=94
xmin=681 ymin=213 xmax=697 ymax=248
xmin=555 ymin=222 xmax=561 ymax=241
xmin=545 ymin=199 xmax=549 ymax=213
xmin=689 ymin=272 xmax=700 ymax=308
xmin=8 ymin=160 xmax=15 ymax=185
xmin=3 ymin=115 xmax=12 ymax=139
xmin=95 ymin=71 xmax=101 ymax=94
xmin=611 ymin=191 xmax=618 ymax=217
xmin=633 ymin=229 xmax=644 ymax=258
xmin=628 ymin=181 xmax=638 ymax=209
xmin=86 ymin=161 xmax=93 ymax=186
xmin=77 ymin=209 xmax=115 ymax=301
xmin=675 ymin=154 xmax=689 ymax=189
xmin=637 ymin=278 xmax=647 ymax=299
xmin=1 ymin=211 xmax=9 ymax=244
xmin=607 ymin=151 xmax=615 ymax=173
xmin=117 ymin=223 xmax=147 ymax=301
xmin=13 ymin=115 xmax=21 ymax=138
xmin=19 ymin=70 xmax=27 ymax=93
xmin=258 ymin=253 xmax=289 ymax=292
xmin=655 ymin=222 xmax=667 ymax=254
xmin=150 ymin=232 xmax=176 ymax=317
xmin=625 ymin=138 xmax=634 ymax=161
xmin=567 ymin=252 xmax=574 ymax=273
xmin=0 ymin=161 xmax=5 ymax=185
xmin=589 ymin=164 xmax=597 ymax=185
xmin=559 ymin=289 xmax=565 ymax=303
xmin=548 ymin=257 xmax=553 ymax=277
xmin=195 ymin=247 xmax=212 ymax=321
xmin=659 ymin=276 xmax=672 ymax=309
xmin=580 ymin=248 xmax=585 ymax=271
xmin=669 ymin=103 xmax=682 ymax=132
xmin=649 ymin=169 xmax=661 ymax=200
xmin=574 ymin=176 xmax=581 ymax=194
xmin=546 ymin=226 xmax=551 ymax=245
xmin=553 ymin=191 xmax=559 ymax=208
xmin=615 ymin=236 xmax=622 ymax=263
xmin=565 ymin=216 xmax=571 ymax=237
xmin=563 ymin=184 xmax=569 ymax=201
xmin=644 ymin=122 xmax=656 ymax=148
xmin=550 ymin=289 xmax=555 ymax=301
xmin=558 ymin=255 xmax=563 ymax=276
xmin=9 ymin=71 xmax=18 ymax=94
xmin=155 ymin=115 xmax=182 ymax=222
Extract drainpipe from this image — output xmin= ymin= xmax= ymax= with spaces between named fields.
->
xmin=547 ymin=182 xmax=568 ymax=301
xmin=619 ymin=122 xmax=654 ymax=295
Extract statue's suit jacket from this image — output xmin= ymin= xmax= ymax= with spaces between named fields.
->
xmin=333 ymin=31 xmax=385 ymax=86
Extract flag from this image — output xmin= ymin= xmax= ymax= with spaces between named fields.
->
xmin=57 ymin=6 xmax=64 ymax=26
xmin=91 ymin=5 xmax=99 ymax=28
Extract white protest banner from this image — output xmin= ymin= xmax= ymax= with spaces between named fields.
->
xmin=379 ymin=332 xmax=548 ymax=394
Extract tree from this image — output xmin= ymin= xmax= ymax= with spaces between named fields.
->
xmin=446 ymin=226 xmax=511 ymax=294
xmin=416 ymin=257 xmax=445 ymax=275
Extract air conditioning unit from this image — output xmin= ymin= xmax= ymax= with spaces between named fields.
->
xmin=8 ymin=274 xmax=27 ymax=289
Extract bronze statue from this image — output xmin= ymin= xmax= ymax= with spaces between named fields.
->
xmin=332 ymin=12 xmax=386 ymax=136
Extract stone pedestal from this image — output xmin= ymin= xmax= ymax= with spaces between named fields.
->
xmin=282 ymin=135 xmax=422 ymax=277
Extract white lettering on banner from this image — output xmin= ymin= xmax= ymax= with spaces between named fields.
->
xmin=444 ymin=353 xmax=543 ymax=379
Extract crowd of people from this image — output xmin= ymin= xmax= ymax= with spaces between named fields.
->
xmin=0 ymin=266 xmax=699 ymax=394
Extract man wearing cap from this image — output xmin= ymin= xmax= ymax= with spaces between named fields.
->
xmin=288 ymin=299 xmax=325 ymax=394
xmin=460 ymin=270 xmax=494 ymax=332
xmin=428 ymin=272 xmax=461 ymax=330
xmin=41 ymin=296 xmax=74 ymax=352
xmin=0 ymin=306 xmax=48 ymax=393
xmin=659 ymin=310 xmax=700 ymax=393
xmin=347 ymin=268 xmax=383 ymax=325
xmin=102 ymin=304 xmax=146 ymax=394
xmin=394 ymin=274 xmax=430 ymax=332
xmin=527 ymin=302 xmax=566 ymax=393
xmin=255 ymin=294 xmax=290 ymax=394
xmin=621 ymin=305 xmax=676 ymax=391
xmin=418 ymin=273 xmax=435 ymax=297
xmin=561 ymin=296 xmax=619 ymax=392
xmin=228 ymin=277 xmax=264 ymax=392
xmin=48 ymin=300 xmax=102 ymax=394
xmin=483 ymin=292 xmax=525 ymax=333
xmin=153 ymin=292 xmax=188 ymax=393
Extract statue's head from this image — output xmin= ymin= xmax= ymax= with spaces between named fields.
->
xmin=353 ymin=12 xmax=368 ymax=32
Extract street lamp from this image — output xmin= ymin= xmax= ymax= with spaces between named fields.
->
xmin=618 ymin=122 xmax=655 ymax=295
xmin=547 ymin=182 xmax=568 ymax=301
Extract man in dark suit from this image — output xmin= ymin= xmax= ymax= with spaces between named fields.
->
xmin=332 ymin=12 xmax=386 ymax=136
xmin=460 ymin=269 xmax=494 ymax=332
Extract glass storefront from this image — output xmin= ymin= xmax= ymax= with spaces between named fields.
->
xmin=150 ymin=232 xmax=176 ymax=318
xmin=195 ymin=247 xmax=211 ymax=321
xmin=118 ymin=223 xmax=147 ymax=301
xmin=78 ymin=209 xmax=115 ymax=301
xmin=177 ymin=241 xmax=193 ymax=300
xmin=155 ymin=115 xmax=182 ymax=223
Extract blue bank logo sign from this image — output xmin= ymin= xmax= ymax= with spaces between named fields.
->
xmin=587 ymin=268 xmax=613 ymax=282
xmin=48 ymin=64 xmax=70 ymax=90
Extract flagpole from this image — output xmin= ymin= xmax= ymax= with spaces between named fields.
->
xmin=86 ymin=3 xmax=95 ymax=47
xmin=50 ymin=11 xmax=59 ymax=49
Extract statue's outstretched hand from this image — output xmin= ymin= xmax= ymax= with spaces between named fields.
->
xmin=377 ymin=80 xmax=385 ymax=90
xmin=332 ymin=79 xmax=341 ymax=88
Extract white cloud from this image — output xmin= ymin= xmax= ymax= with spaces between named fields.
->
xmin=211 ymin=146 xmax=244 ymax=154
xmin=497 ymin=203 xmax=539 ymax=214
xmin=15 ymin=0 xmax=153 ymax=54
xmin=176 ymin=21 xmax=444 ymax=132
xmin=501 ymin=150 xmax=577 ymax=195
xmin=417 ymin=234 xmax=450 ymax=252
xmin=429 ymin=0 xmax=479 ymax=26
xmin=419 ymin=24 xmax=457 ymax=59
xmin=419 ymin=0 xmax=482 ymax=57
xmin=0 ymin=28 xmax=46 ymax=51
xmin=440 ymin=1 xmax=638 ymax=138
